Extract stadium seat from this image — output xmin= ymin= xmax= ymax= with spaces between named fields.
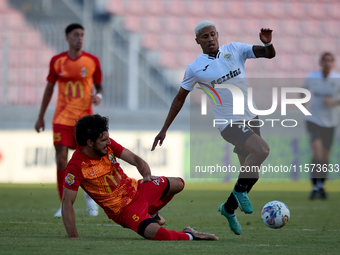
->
xmin=324 ymin=21 xmax=339 ymax=37
xmin=325 ymin=2 xmax=339 ymax=19
xmin=303 ymin=20 xmax=321 ymax=37
xmin=186 ymin=0 xmax=205 ymax=17
xmin=145 ymin=0 xmax=164 ymax=16
xmin=265 ymin=2 xmax=286 ymax=19
xmin=144 ymin=16 xmax=162 ymax=33
xmin=245 ymin=2 xmax=265 ymax=19
xmin=307 ymin=3 xmax=326 ymax=19
xmin=208 ymin=1 xmax=225 ymax=17
xmin=169 ymin=0 xmax=185 ymax=17
xmin=106 ymin=0 xmax=124 ymax=15
xmin=288 ymin=2 xmax=306 ymax=19
xmin=164 ymin=16 xmax=183 ymax=34
xmin=125 ymin=0 xmax=145 ymax=16
xmin=280 ymin=20 xmax=301 ymax=36
xmin=142 ymin=33 xmax=159 ymax=50
xmin=124 ymin=16 xmax=141 ymax=32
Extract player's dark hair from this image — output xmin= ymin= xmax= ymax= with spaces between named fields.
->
xmin=75 ymin=114 xmax=109 ymax=146
xmin=65 ymin=23 xmax=84 ymax=36
xmin=320 ymin=52 xmax=335 ymax=62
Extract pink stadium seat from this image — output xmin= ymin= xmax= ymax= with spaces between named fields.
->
xmin=280 ymin=20 xmax=301 ymax=36
xmin=307 ymin=3 xmax=326 ymax=19
xmin=325 ymin=2 xmax=339 ymax=19
xmin=6 ymin=11 xmax=26 ymax=30
xmin=208 ymin=1 xmax=225 ymax=17
xmin=218 ymin=19 xmax=242 ymax=35
xmin=145 ymin=0 xmax=164 ymax=16
xmin=324 ymin=21 xmax=339 ymax=37
xmin=265 ymin=2 xmax=286 ymax=19
xmin=125 ymin=0 xmax=145 ymax=16
xmin=106 ymin=0 xmax=124 ymax=15
xmin=183 ymin=17 xmax=200 ymax=34
xmin=301 ymin=20 xmax=321 ymax=37
xmin=142 ymin=33 xmax=159 ymax=50
xmin=245 ymin=2 xmax=265 ymax=18
xmin=299 ymin=38 xmax=316 ymax=54
xmin=277 ymin=38 xmax=295 ymax=54
xmin=22 ymin=49 xmax=37 ymax=68
xmin=144 ymin=16 xmax=162 ymax=33
xmin=124 ymin=16 xmax=141 ymax=32
xmin=169 ymin=0 xmax=185 ymax=17
xmin=243 ymin=19 xmax=261 ymax=34
xmin=226 ymin=2 xmax=245 ymax=18
xmin=160 ymin=51 xmax=177 ymax=69
xmin=186 ymin=0 xmax=205 ymax=17
xmin=24 ymin=30 xmax=43 ymax=49
xmin=9 ymin=49 xmax=20 ymax=68
xmin=288 ymin=3 xmax=306 ymax=20
xmin=158 ymin=34 xmax=177 ymax=51
xmin=164 ymin=16 xmax=183 ymax=34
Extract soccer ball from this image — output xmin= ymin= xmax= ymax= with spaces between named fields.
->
xmin=261 ymin=200 xmax=290 ymax=229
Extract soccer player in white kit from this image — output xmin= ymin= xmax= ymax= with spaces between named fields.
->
xmin=152 ymin=21 xmax=275 ymax=235
xmin=303 ymin=52 xmax=340 ymax=200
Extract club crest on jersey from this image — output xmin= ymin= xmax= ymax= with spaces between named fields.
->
xmin=224 ymin=53 xmax=233 ymax=61
xmin=109 ymin=153 xmax=117 ymax=164
xmin=65 ymin=173 xmax=75 ymax=185
xmin=81 ymin=67 xmax=88 ymax=77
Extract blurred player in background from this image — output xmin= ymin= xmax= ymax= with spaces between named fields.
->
xmin=35 ymin=23 xmax=103 ymax=217
xmin=303 ymin=52 xmax=340 ymax=200
xmin=62 ymin=114 xmax=218 ymax=241
xmin=152 ymin=21 xmax=275 ymax=235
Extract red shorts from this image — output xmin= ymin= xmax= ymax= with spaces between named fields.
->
xmin=117 ymin=176 xmax=169 ymax=233
xmin=53 ymin=124 xmax=77 ymax=149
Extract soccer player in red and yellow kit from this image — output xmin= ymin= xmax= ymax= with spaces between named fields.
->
xmin=35 ymin=24 xmax=102 ymax=217
xmin=62 ymin=114 xmax=218 ymax=241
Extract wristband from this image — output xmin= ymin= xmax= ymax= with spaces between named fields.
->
xmin=263 ymin=42 xmax=272 ymax=47
xmin=96 ymin=93 xmax=103 ymax=99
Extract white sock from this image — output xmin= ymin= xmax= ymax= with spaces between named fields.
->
xmin=186 ymin=233 xmax=193 ymax=240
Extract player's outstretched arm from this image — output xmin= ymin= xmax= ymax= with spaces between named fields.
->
xmin=253 ymin=28 xmax=276 ymax=59
xmin=62 ymin=187 xmax=80 ymax=239
xmin=35 ymin=82 xmax=55 ymax=132
xmin=151 ymin=87 xmax=189 ymax=151
xmin=120 ymin=148 xmax=158 ymax=183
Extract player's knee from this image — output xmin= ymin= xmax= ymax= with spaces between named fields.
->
xmin=255 ymin=144 xmax=270 ymax=161
xmin=138 ymin=218 xmax=156 ymax=240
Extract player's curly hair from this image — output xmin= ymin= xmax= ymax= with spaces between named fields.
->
xmin=75 ymin=114 xmax=109 ymax=146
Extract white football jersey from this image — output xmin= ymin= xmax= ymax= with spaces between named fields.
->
xmin=303 ymin=71 xmax=340 ymax=127
xmin=181 ymin=42 xmax=257 ymax=132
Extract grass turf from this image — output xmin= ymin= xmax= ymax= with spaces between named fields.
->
xmin=0 ymin=181 xmax=339 ymax=255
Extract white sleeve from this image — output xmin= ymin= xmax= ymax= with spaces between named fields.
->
xmin=181 ymin=65 xmax=196 ymax=92
xmin=230 ymin=42 xmax=256 ymax=61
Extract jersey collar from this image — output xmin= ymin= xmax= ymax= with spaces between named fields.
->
xmin=201 ymin=49 xmax=221 ymax=60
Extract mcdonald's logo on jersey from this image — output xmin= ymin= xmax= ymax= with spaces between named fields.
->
xmin=65 ymin=81 xmax=84 ymax=98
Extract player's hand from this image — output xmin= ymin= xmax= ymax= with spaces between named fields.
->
xmin=151 ymin=131 xmax=166 ymax=151
xmin=90 ymin=94 xmax=102 ymax=106
xmin=140 ymin=175 xmax=159 ymax=184
xmin=324 ymin=97 xmax=337 ymax=107
xmin=35 ymin=118 xmax=45 ymax=133
xmin=259 ymin=28 xmax=273 ymax=44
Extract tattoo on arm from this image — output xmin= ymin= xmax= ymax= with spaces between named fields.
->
xmin=171 ymin=106 xmax=180 ymax=112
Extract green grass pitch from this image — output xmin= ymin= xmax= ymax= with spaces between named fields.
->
xmin=0 ymin=181 xmax=339 ymax=255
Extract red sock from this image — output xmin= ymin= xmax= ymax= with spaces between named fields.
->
xmin=57 ymin=169 xmax=66 ymax=201
xmin=152 ymin=227 xmax=190 ymax=241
